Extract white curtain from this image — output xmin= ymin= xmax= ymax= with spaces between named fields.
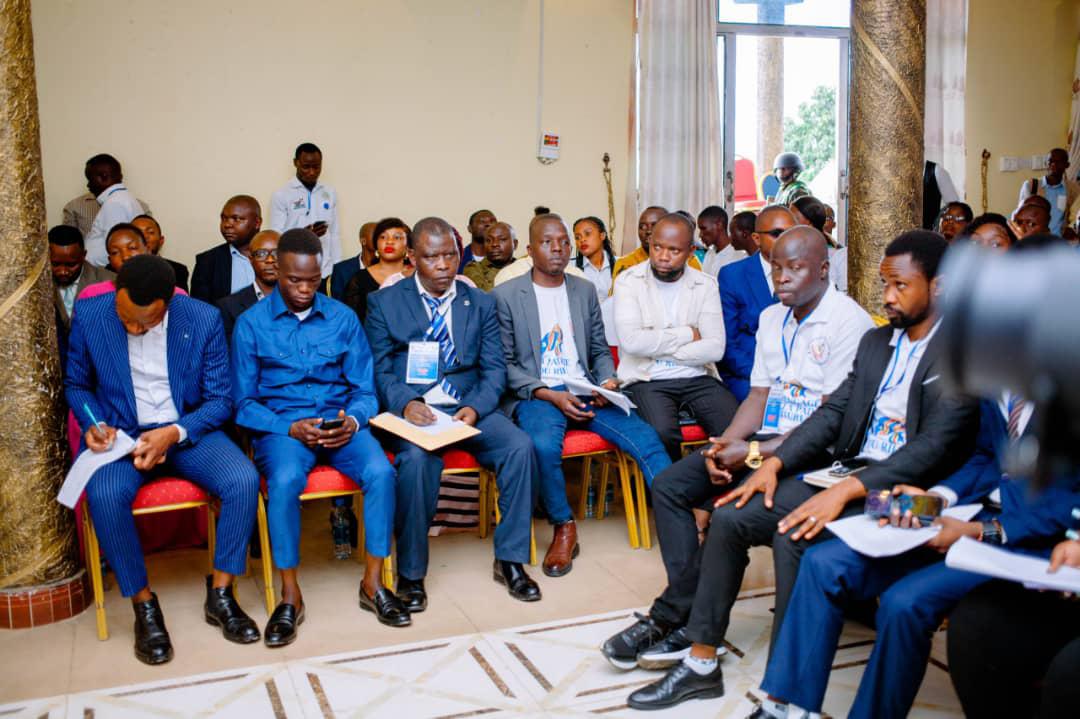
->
xmin=924 ymin=0 xmax=968 ymax=199
xmin=624 ymin=0 xmax=721 ymax=254
xmin=1067 ymin=43 xmax=1080 ymax=175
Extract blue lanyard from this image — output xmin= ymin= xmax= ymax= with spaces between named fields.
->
xmin=779 ymin=306 xmax=815 ymax=373
xmin=103 ymin=185 xmax=124 ymax=199
xmin=876 ymin=331 xmax=923 ymax=401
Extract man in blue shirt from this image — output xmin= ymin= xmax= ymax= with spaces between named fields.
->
xmin=233 ymin=229 xmax=408 ymax=645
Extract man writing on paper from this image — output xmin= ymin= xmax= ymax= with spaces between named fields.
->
xmin=494 ymin=214 xmax=670 ymax=578
xmin=757 ymin=391 xmax=1080 ymax=719
xmin=619 ymin=231 xmax=979 ymax=711
xmin=232 ymin=229 xmax=406 ymax=641
xmin=601 ymin=227 xmax=873 ymax=676
xmin=65 ymin=256 xmax=261 ymax=665
xmin=366 ymin=217 xmax=541 ymax=612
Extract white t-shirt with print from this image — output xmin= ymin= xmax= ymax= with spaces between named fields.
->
xmin=535 ymin=283 xmax=589 ymax=387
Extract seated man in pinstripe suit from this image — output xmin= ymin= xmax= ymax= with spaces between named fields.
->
xmin=65 ymin=255 xmax=261 ymax=666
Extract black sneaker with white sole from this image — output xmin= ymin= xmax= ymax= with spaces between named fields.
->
xmin=637 ymin=627 xmax=727 ymax=670
xmin=600 ymin=612 xmax=671 ymax=670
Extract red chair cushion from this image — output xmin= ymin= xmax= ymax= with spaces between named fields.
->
xmin=132 ymin=477 xmax=210 ymax=511
xmin=681 ymin=424 xmax=707 ymax=442
xmin=258 ymin=466 xmax=359 ymax=496
xmin=562 ymin=429 xmax=615 ymax=456
xmin=442 ymin=449 xmax=481 ymax=471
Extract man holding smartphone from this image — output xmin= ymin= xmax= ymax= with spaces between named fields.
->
xmin=270 ymin=142 xmax=340 ymax=277
xmin=233 ymin=229 xmax=408 ymax=645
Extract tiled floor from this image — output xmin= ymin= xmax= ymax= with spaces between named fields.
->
xmin=0 ymin=498 xmax=962 ymax=717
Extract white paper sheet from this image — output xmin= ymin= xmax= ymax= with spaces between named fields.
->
xmin=413 ymin=406 xmax=466 ymax=436
xmin=563 ymin=377 xmax=636 ymax=415
xmin=826 ymin=503 xmax=983 ymax=558
xmin=57 ymin=430 xmax=137 ymax=508
xmin=945 ymin=536 xmax=1080 ymax=593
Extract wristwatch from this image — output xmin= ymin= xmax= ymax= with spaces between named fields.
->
xmin=745 ymin=440 xmax=764 ymax=470
xmin=979 ymin=519 xmax=1004 ymax=545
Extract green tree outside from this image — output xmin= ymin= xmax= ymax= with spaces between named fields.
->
xmin=783 ymin=85 xmax=836 ymax=183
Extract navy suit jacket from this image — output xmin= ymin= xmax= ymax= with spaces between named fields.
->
xmin=64 ymin=293 xmax=233 ymax=446
xmin=329 ymin=255 xmax=362 ymax=303
xmin=718 ymin=252 xmax=776 ymax=400
xmin=365 ymin=278 xmax=505 ymax=419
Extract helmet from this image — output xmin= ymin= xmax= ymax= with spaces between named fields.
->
xmin=773 ymin=152 xmax=805 ymax=172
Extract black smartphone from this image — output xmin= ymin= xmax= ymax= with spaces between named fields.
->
xmin=321 ymin=417 xmax=345 ymax=430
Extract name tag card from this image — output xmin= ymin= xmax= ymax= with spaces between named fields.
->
xmin=407 ymin=341 xmax=440 ymax=384
xmin=760 ymin=382 xmax=821 ymax=434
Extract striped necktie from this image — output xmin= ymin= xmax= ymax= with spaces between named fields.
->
xmin=1007 ymin=395 xmax=1027 ymax=439
xmin=422 ymin=293 xmax=462 ymax=401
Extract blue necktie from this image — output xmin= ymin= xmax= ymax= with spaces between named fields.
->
xmin=422 ymin=294 xmax=462 ymax=402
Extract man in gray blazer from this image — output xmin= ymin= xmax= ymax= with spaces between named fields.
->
xmin=494 ymin=213 xmax=670 ymax=577
xmin=50 ymin=224 xmax=114 ymax=334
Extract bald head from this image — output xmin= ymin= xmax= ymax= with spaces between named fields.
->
xmin=251 ymin=229 xmax=280 ymax=244
xmin=771 ymin=226 xmax=830 ymax=312
xmin=754 ymin=205 xmax=797 ymax=260
xmin=220 ymin=195 xmax=263 ymax=248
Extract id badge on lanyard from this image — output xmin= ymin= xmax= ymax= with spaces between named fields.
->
xmin=406 ymin=342 xmax=440 ymax=384
xmin=860 ymin=333 xmax=921 ymax=459
xmin=761 ymin=382 xmax=821 ymax=433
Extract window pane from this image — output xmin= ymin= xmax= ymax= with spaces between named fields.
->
xmin=718 ymin=0 xmax=850 ymax=29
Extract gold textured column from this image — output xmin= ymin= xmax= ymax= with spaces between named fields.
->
xmin=757 ymin=37 xmax=784 ymax=180
xmin=848 ymin=0 xmax=926 ymax=312
xmin=0 ymin=0 xmax=79 ymax=595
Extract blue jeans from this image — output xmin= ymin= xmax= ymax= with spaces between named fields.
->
xmin=514 ymin=397 xmax=671 ymax=524
xmin=253 ymin=428 xmax=395 ymax=569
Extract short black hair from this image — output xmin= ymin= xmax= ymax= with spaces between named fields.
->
xmin=941 ymin=201 xmax=974 ymax=223
xmin=278 ymin=227 xmax=322 ymax=257
xmin=132 ymin=213 xmax=160 ymax=232
xmin=884 ymin=230 xmax=948 ymax=280
xmin=106 ymin=222 xmax=146 ymax=247
xmin=1018 ymin=196 xmax=1051 ymax=217
xmin=656 ymin=212 xmax=696 ymax=238
xmin=732 ymin=210 xmax=756 ymax=233
xmin=371 ymin=217 xmax=411 ymax=246
xmin=960 ymin=213 xmax=1017 ymax=246
xmin=534 ymin=205 xmax=551 ymax=216
xmin=85 ymin=153 xmax=121 ymax=176
xmin=468 ymin=209 xmax=493 ymax=226
xmin=115 ymin=255 xmax=175 ymax=306
xmin=697 ymin=205 xmax=729 ymax=226
xmin=294 ymin=142 xmax=321 ymax=159
xmin=412 ymin=217 xmax=457 ymax=249
xmin=792 ymin=196 xmax=828 ymax=232
xmin=48 ymin=225 xmax=84 ymax=248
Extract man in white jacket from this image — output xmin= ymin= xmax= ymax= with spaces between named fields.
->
xmin=613 ymin=213 xmax=738 ymax=460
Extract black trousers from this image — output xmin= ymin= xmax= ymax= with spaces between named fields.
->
xmin=649 ymin=452 xmax=856 ymax=651
xmin=624 ymin=375 xmax=739 ymax=461
xmin=947 ymin=580 xmax=1080 ymax=718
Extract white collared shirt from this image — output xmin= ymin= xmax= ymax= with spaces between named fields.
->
xmin=253 ymin=282 xmax=267 ymax=301
xmin=128 ymin=312 xmax=186 ymax=441
xmin=750 ymin=286 xmax=874 ymax=433
xmin=269 ymin=177 xmax=341 ymax=276
xmin=580 ymin=254 xmax=613 ymax=301
xmin=414 ymin=274 xmax=459 ymax=406
xmin=85 ymin=183 xmax=144 ymax=267
xmin=760 ymin=252 xmax=775 ymax=295
xmin=59 ymin=280 xmax=80 ymax=318
xmin=702 ymin=244 xmax=747 ymax=278
xmin=860 ymin=320 xmax=942 ymax=460
xmin=229 ymin=245 xmax=256 ymax=293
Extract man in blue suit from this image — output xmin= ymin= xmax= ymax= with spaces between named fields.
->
xmin=756 ymin=395 xmax=1080 ymax=719
xmin=718 ymin=206 xmax=796 ymax=401
xmin=65 ymin=256 xmax=260 ymax=665
xmin=366 ymin=217 xmax=541 ymax=611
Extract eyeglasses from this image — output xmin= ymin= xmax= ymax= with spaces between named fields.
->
xmin=251 ymin=249 xmax=277 ymax=260
xmin=758 ymin=228 xmax=786 ymax=238
xmin=941 ymin=214 xmax=967 ymax=223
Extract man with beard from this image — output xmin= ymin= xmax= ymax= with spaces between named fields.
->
xmin=191 ymin=196 xmax=262 ymax=303
xmin=616 ymin=230 xmax=979 ymax=711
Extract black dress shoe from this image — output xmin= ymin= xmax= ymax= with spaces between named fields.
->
xmin=396 ymin=577 xmax=427 ymax=613
xmin=133 ymin=594 xmax=174 ymax=665
xmin=359 ymin=586 xmax=412 ymax=627
xmin=204 ymin=576 xmax=260 ymax=644
xmin=264 ymin=603 xmax=304 ymax=647
xmin=627 ymin=661 xmax=725 ymax=710
xmin=493 ymin=560 xmax=541 ymax=602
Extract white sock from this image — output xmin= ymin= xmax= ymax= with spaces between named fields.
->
xmin=760 ymin=698 xmax=787 ymax=719
xmin=683 ymin=654 xmax=717 ymax=675
xmin=787 ymin=704 xmax=816 ymax=719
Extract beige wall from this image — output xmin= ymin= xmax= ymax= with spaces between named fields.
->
xmin=965 ymin=0 xmax=1078 ymax=214
xmin=31 ymin=0 xmax=633 ymax=269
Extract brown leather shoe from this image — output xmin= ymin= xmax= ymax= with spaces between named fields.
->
xmin=543 ymin=520 xmax=580 ymax=577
